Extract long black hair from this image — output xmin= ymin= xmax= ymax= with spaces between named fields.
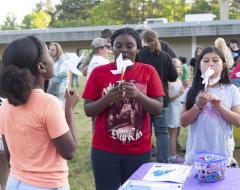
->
xmin=0 ymin=36 xmax=44 ymax=106
xmin=185 ymin=46 xmax=230 ymax=110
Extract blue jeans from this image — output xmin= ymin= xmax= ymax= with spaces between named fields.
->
xmin=7 ymin=176 xmax=69 ymax=190
xmin=230 ymin=78 xmax=240 ymax=87
xmin=91 ymin=148 xmax=151 ymax=190
xmin=151 ymin=108 xmax=169 ymax=163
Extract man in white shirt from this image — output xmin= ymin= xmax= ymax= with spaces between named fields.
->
xmin=87 ymin=38 xmax=110 ymax=78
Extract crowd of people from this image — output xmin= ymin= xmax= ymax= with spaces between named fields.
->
xmin=0 ymin=25 xmax=240 ymax=190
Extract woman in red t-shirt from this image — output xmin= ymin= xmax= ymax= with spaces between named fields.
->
xmin=82 ymin=27 xmax=165 ymax=190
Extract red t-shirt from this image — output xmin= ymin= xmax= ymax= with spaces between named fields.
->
xmin=82 ymin=62 xmax=165 ymax=154
xmin=230 ymin=63 xmax=240 ymax=78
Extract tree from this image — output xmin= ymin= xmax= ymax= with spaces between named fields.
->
xmin=158 ymin=0 xmax=190 ymax=22
xmin=21 ymin=0 xmax=53 ymax=29
xmin=21 ymin=15 xmax=33 ymax=29
xmin=42 ymin=0 xmax=240 ymax=28
xmin=21 ymin=11 xmax=51 ymax=29
xmin=229 ymin=0 xmax=240 ymax=19
xmin=89 ymin=0 xmax=130 ymax=25
xmin=190 ymin=0 xmax=213 ymax=13
xmin=51 ymin=0 xmax=100 ymax=27
xmin=187 ymin=0 xmax=219 ymax=19
xmin=32 ymin=10 xmax=52 ymax=28
xmin=88 ymin=0 xmax=189 ymax=25
xmin=36 ymin=0 xmax=56 ymax=24
xmin=1 ymin=13 xmax=19 ymax=30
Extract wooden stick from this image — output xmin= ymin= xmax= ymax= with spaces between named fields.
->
xmin=67 ymin=71 xmax=73 ymax=92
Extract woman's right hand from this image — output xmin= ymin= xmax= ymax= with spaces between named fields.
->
xmin=105 ymin=85 xmax=123 ymax=104
xmin=196 ymin=91 xmax=212 ymax=109
xmin=65 ymin=89 xmax=80 ymax=110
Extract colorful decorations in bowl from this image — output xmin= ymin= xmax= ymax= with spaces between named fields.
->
xmin=193 ymin=151 xmax=228 ymax=183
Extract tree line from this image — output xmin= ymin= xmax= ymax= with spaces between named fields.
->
xmin=1 ymin=0 xmax=240 ymax=30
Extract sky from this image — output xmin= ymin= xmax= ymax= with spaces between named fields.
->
xmin=0 ymin=0 xmax=60 ymax=25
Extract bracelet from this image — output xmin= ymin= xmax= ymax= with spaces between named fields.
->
xmin=193 ymin=103 xmax=203 ymax=111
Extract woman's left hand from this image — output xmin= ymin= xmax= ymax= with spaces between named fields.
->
xmin=121 ymin=82 xmax=140 ymax=99
xmin=210 ymin=95 xmax=222 ymax=110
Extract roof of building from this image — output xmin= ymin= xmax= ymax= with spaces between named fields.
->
xmin=0 ymin=19 xmax=239 ymax=43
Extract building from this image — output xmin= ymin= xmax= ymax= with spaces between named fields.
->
xmin=0 ymin=19 xmax=239 ymax=63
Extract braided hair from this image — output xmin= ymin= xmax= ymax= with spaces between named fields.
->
xmin=0 ymin=36 xmax=45 ymax=106
xmin=111 ymin=27 xmax=142 ymax=49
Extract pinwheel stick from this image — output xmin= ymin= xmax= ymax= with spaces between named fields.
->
xmin=67 ymin=71 xmax=73 ymax=92
xmin=120 ymin=69 xmax=125 ymax=82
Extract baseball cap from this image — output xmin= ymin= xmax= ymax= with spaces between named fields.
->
xmin=91 ymin=37 xmax=111 ymax=49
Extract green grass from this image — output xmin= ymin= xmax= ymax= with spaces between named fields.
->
xmin=69 ymin=76 xmax=240 ymax=190
xmin=69 ymin=76 xmax=94 ymax=190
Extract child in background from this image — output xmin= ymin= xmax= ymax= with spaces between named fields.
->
xmin=181 ymin=47 xmax=240 ymax=166
xmin=214 ymin=37 xmax=234 ymax=69
xmin=190 ymin=46 xmax=204 ymax=75
xmin=0 ymin=36 xmax=79 ymax=190
xmin=82 ymin=27 xmax=165 ymax=190
xmin=229 ymin=38 xmax=240 ymax=67
xmin=179 ymin=56 xmax=189 ymax=88
xmin=166 ymin=58 xmax=185 ymax=163
xmin=230 ymin=58 xmax=240 ymax=87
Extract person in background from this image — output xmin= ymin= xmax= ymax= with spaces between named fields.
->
xmin=101 ymin=28 xmax=112 ymax=44
xmin=229 ymin=38 xmax=240 ymax=68
xmin=139 ymin=29 xmax=178 ymax=163
xmin=166 ymin=58 xmax=185 ymax=164
xmin=179 ymin=56 xmax=189 ymax=88
xmin=81 ymin=29 xmax=113 ymax=76
xmin=47 ymin=42 xmax=69 ymax=107
xmin=214 ymin=37 xmax=234 ymax=69
xmin=82 ymin=27 xmax=165 ymax=190
xmin=0 ymin=72 xmax=8 ymax=190
xmin=87 ymin=38 xmax=110 ymax=78
xmin=136 ymin=25 xmax=177 ymax=157
xmin=190 ymin=46 xmax=204 ymax=75
xmin=0 ymin=99 xmax=9 ymax=190
xmin=71 ymin=72 xmax=79 ymax=88
xmin=86 ymin=38 xmax=111 ymax=132
xmin=0 ymin=36 xmax=79 ymax=190
xmin=181 ymin=47 xmax=240 ymax=166
xmin=135 ymin=25 xmax=177 ymax=60
xmin=70 ymin=52 xmax=83 ymax=88
xmin=230 ymin=58 xmax=240 ymax=87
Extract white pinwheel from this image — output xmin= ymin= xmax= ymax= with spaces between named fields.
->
xmin=110 ymin=53 xmax=134 ymax=81
xmin=201 ymin=66 xmax=215 ymax=89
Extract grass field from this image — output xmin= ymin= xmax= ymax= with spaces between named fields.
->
xmin=69 ymin=76 xmax=240 ymax=190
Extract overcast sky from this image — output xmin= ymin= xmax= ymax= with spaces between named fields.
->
xmin=0 ymin=0 xmax=60 ymax=25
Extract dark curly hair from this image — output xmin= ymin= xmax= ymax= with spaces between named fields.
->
xmin=111 ymin=27 xmax=142 ymax=49
xmin=0 ymin=36 xmax=44 ymax=106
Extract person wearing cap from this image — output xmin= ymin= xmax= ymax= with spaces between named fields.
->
xmin=229 ymin=38 xmax=240 ymax=68
xmin=87 ymin=38 xmax=111 ymax=78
